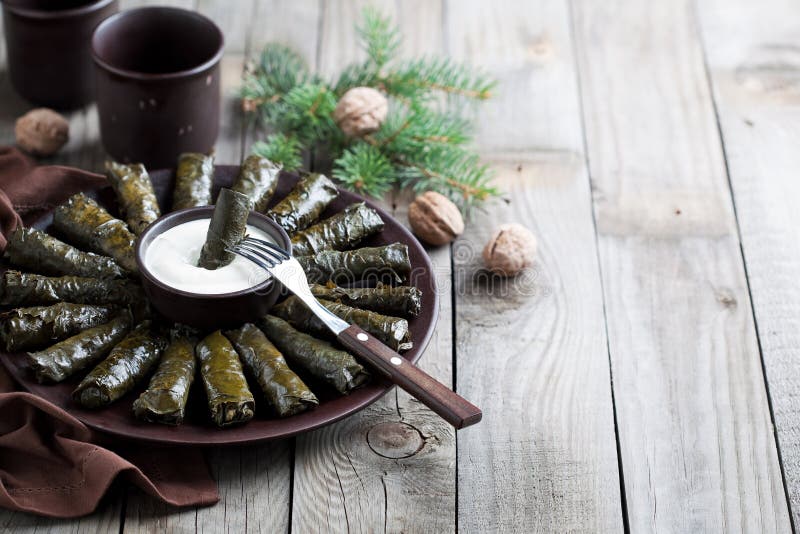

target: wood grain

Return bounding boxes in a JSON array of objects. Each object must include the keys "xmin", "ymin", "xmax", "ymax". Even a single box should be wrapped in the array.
[
  {"xmin": 0, "ymin": 6, "xmax": 122, "ymax": 533},
  {"xmin": 696, "ymin": 0, "xmax": 800, "ymax": 525},
  {"xmin": 242, "ymin": 0, "xmax": 321, "ymax": 158},
  {"xmin": 0, "ymin": 1, "xmax": 797, "ymax": 531},
  {"xmin": 0, "ymin": 502, "xmax": 123, "ymax": 534},
  {"xmin": 222, "ymin": 3, "xmax": 324, "ymax": 533},
  {"xmin": 446, "ymin": 0, "xmax": 624, "ymax": 531},
  {"xmin": 123, "ymin": 1, "xmax": 295, "ymax": 532},
  {"xmin": 200, "ymin": 0, "xmax": 253, "ymax": 165},
  {"xmin": 289, "ymin": 2, "xmax": 460, "ymax": 533},
  {"xmin": 571, "ymin": 0, "xmax": 791, "ymax": 531},
  {"xmin": 291, "ymin": 214, "xmax": 458, "ymax": 534}
]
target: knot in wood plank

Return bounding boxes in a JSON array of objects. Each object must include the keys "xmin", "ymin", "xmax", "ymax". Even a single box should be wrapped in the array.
[{"xmin": 367, "ymin": 422, "xmax": 425, "ymax": 459}]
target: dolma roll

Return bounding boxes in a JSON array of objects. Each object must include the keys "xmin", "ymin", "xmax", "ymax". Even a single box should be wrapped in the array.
[
  {"xmin": 5, "ymin": 227, "xmax": 125, "ymax": 279},
  {"xmin": 106, "ymin": 161, "xmax": 161, "ymax": 235},
  {"xmin": 290, "ymin": 202, "xmax": 384, "ymax": 256},
  {"xmin": 132, "ymin": 326, "xmax": 198, "ymax": 425},
  {"xmin": 259, "ymin": 315, "xmax": 369, "ymax": 395},
  {"xmin": 225, "ymin": 323, "xmax": 318, "ymax": 417},
  {"xmin": 266, "ymin": 173, "xmax": 338, "ymax": 233},
  {"xmin": 0, "ymin": 271, "xmax": 143, "ymax": 307},
  {"xmin": 196, "ymin": 330, "xmax": 255, "ymax": 427},
  {"xmin": 272, "ymin": 295, "xmax": 412, "ymax": 352},
  {"xmin": 197, "ymin": 188, "xmax": 250, "ymax": 270},
  {"xmin": 172, "ymin": 152, "xmax": 214, "ymax": 210},
  {"xmin": 53, "ymin": 193, "xmax": 138, "ymax": 273},
  {"xmin": 297, "ymin": 243, "xmax": 411, "ymax": 285},
  {"xmin": 27, "ymin": 312, "xmax": 132, "ymax": 383},
  {"xmin": 73, "ymin": 320, "xmax": 167, "ymax": 409},
  {"xmin": 1, "ymin": 303, "xmax": 115, "ymax": 352},
  {"xmin": 309, "ymin": 282, "xmax": 422, "ymax": 317},
  {"xmin": 231, "ymin": 154, "xmax": 281, "ymax": 212}
]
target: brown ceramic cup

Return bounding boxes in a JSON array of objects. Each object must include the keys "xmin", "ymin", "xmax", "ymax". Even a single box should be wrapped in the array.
[
  {"xmin": 136, "ymin": 207, "xmax": 291, "ymax": 331},
  {"xmin": 1, "ymin": 0, "xmax": 118, "ymax": 109},
  {"xmin": 91, "ymin": 7, "xmax": 224, "ymax": 169}
]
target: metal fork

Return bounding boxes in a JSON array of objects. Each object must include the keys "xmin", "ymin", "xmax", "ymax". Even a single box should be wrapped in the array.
[{"xmin": 230, "ymin": 236, "xmax": 482, "ymax": 429}]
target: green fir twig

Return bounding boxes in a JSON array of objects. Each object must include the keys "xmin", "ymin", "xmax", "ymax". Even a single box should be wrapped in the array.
[
  {"xmin": 251, "ymin": 133, "xmax": 303, "ymax": 172},
  {"xmin": 239, "ymin": 7, "xmax": 499, "ymax": 212}
]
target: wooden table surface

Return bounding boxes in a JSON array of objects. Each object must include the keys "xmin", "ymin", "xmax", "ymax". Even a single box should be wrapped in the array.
[{"xmin": 2, "ymin": 0, "xmax": 800, "ymax": 532}]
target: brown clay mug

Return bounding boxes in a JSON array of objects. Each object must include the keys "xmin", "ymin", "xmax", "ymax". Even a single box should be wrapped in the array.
[
  {"xmin": 1, "ymin": 0, "xmax": 118, "ymax": 109},
  {"xmin": 91, "ymin": 7, "xmax": 224, "ymax": 169}
]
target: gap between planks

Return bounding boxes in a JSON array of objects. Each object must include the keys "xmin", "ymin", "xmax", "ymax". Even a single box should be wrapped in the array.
[
  {"xmin": 695, "ymin": 0, "xmax": 800, "ymax": 527},
  {"xmin": 448, "ymin": 0, "xmax": 624, "ymax": 532}
]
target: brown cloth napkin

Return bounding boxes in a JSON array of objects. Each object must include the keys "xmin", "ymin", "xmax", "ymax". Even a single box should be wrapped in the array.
[
  {"xmin": 0, "ymin": 146, "xmax": 107, "ymax": 250},
  {"xmin": 0, "ymin": 147, "xmax": 219, "ymax": 518}
]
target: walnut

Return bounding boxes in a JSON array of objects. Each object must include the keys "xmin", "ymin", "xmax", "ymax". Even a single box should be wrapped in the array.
[
  {"xmin": 408, "ymin": 191, "xmax": 464, "ymax": 246},
  {"xmin": 333, "ymin": 87, "xmax": 388, "ymax": 138},
  {"xmin": 482, "ymin": 223, "xmax": 537, "ymax": 276},
  {"xmin": 15, "ymin": 108, "xmax": 69, "ymax": 157}
]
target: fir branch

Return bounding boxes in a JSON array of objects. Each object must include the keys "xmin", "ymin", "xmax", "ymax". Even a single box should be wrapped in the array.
[
  {"xmin": 381, "ymin": 57, "xmax": 495, "ymax": 100},
  {"xmin": 333, "ymin": 143, "xmax": 395, "ymax": 197},
  {"xmin": 273, "ymin": 83, "xmax": 337, "ymax": 145},
  {"xmin": 240, "ymin": 44, "xmax": 312, "ymax": 111},
  {"xmin": 358, "ymin": 7, "xmax": 400, "ymax": 68},
  {"xmin": 252, "ymin": 133, "xmax": 303, "ymax": 171},
  {"xmin": 392, "ymin": 145, "xmax": 498, "ymax": 209},
  {"xmin": 241, "ymin": 9, "xmax": 500, "ymax": 213},
  {"xmin": 333, "ymin": 61, "xmax": 380, "ymax": 96},
  {"xmin": 334, "ymin": 55, "xmax": 495, "ymax": 103},
  {"xmin": 333, "ymin": 8, "xmax": 397, "ymax": 95},
  {"xmin": 373, "ymin": 105, "xmax": 472, "ymax": 152}
]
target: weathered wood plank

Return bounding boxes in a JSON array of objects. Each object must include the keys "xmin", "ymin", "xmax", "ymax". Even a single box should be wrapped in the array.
[
  {"xmin": 194, "ymin": 0, "xmax": 253, "ymax": 165},
  {"xmin": 125, "ymin": 2, "xmax": 320, "ymax": 532},
  {"xmin": 123, "ymin": 2, "xmax": 294, "ymax": 532},
  {"xmin": 125, "ymin": 442, "xmax": 291, "ymax": 534},
  {"xmin": 248, "ymin": 0, "xmax": 320, "ymax": 54},
  {"xmin": 242, "ymin": 0, "xmax": 321, "ymax": 159},
  {"xmin": 571, "ymin": 0, "xmax": 791, "ymax": 531},
  {"xmin": 114, "ymin": 4, "xmax": 202, "ymax": 534},
  {"xmin": 198, "ymin": 0, "xmax": 252, "ymax": 165},
  {"xmin": 0, "ymin": 498, "xmax": 123, "ymax": 534},
  {"xmin": 696, "ymin": 0, "xmax": 800, "ymax": 525},
  {"xmin": 289, "ymin": 1, "xmax": 459, "ymax": 533},
  {"xmin": 455, "ymin": 158, "xmax": 624, "ymax": 534},
  {"xmin": 115, "ymin": 0, "xmax": 318, "ymax": 532},
  {"xmin": 0, "ymin": 8, "xmax": 122, "ymax": 534},
  {"xmin": 291, "ymin": 235, "xmax": 456, "ymax": 534},
  {"xmin": 446, "ymin": 2, "xmax": 623, "ymax": 531},
  {"xmin": 210, "ymin": 4, "xmax": 321, "ymax": 532}
]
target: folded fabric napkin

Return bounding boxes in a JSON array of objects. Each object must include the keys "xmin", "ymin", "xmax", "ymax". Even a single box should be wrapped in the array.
[{"xmin": 0, "ymin": 147, "xmax": 219, "ymax": 518}]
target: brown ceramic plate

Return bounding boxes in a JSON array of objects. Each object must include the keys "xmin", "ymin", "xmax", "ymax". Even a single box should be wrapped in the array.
[{"xmin": 0, "ymin": 166, "xmax": 438, "ymax": 446}]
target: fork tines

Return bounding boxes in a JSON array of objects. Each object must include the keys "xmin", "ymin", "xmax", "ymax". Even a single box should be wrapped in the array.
[{"xmin": 228, "ymin": 237, "xmax": 291, "ymax": 268}]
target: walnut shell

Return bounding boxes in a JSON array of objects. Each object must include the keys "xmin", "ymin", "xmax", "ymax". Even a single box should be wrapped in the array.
[
  {"xmin": 15, "ymin": 108, "xmax": 69, "ymax": 157},
  {"xmin": 333, "ymin": 87, "xmax": 388, "ymax": 138},
  {"xmin": 408, "ymin": 191, "xmax": 465, "ymax": 246},
  {"xmin": 482, "ymin": 223, "xmax": 537, "ymax": 276}
]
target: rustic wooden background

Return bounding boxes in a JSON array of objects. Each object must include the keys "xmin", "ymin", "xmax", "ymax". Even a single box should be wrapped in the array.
[{"xmin": 2, "ymin": 0, "xmax": 800, "ymax": 531}]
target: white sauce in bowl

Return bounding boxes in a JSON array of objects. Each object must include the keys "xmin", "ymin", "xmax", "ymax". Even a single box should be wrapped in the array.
[{"xmin": 144, "ymin": 218, "xmax": 273, "ymax": 294}]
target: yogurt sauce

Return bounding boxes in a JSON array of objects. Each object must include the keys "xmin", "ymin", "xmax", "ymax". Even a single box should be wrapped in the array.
[{"xmin": 145, "ymin": 218, "xmax": 273, "ymax": 294}]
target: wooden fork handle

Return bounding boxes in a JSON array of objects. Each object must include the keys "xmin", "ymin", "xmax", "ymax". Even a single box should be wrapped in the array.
[{"xmin": 337, "ymin": 325, "xmax": 482, "ymax": 429}]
